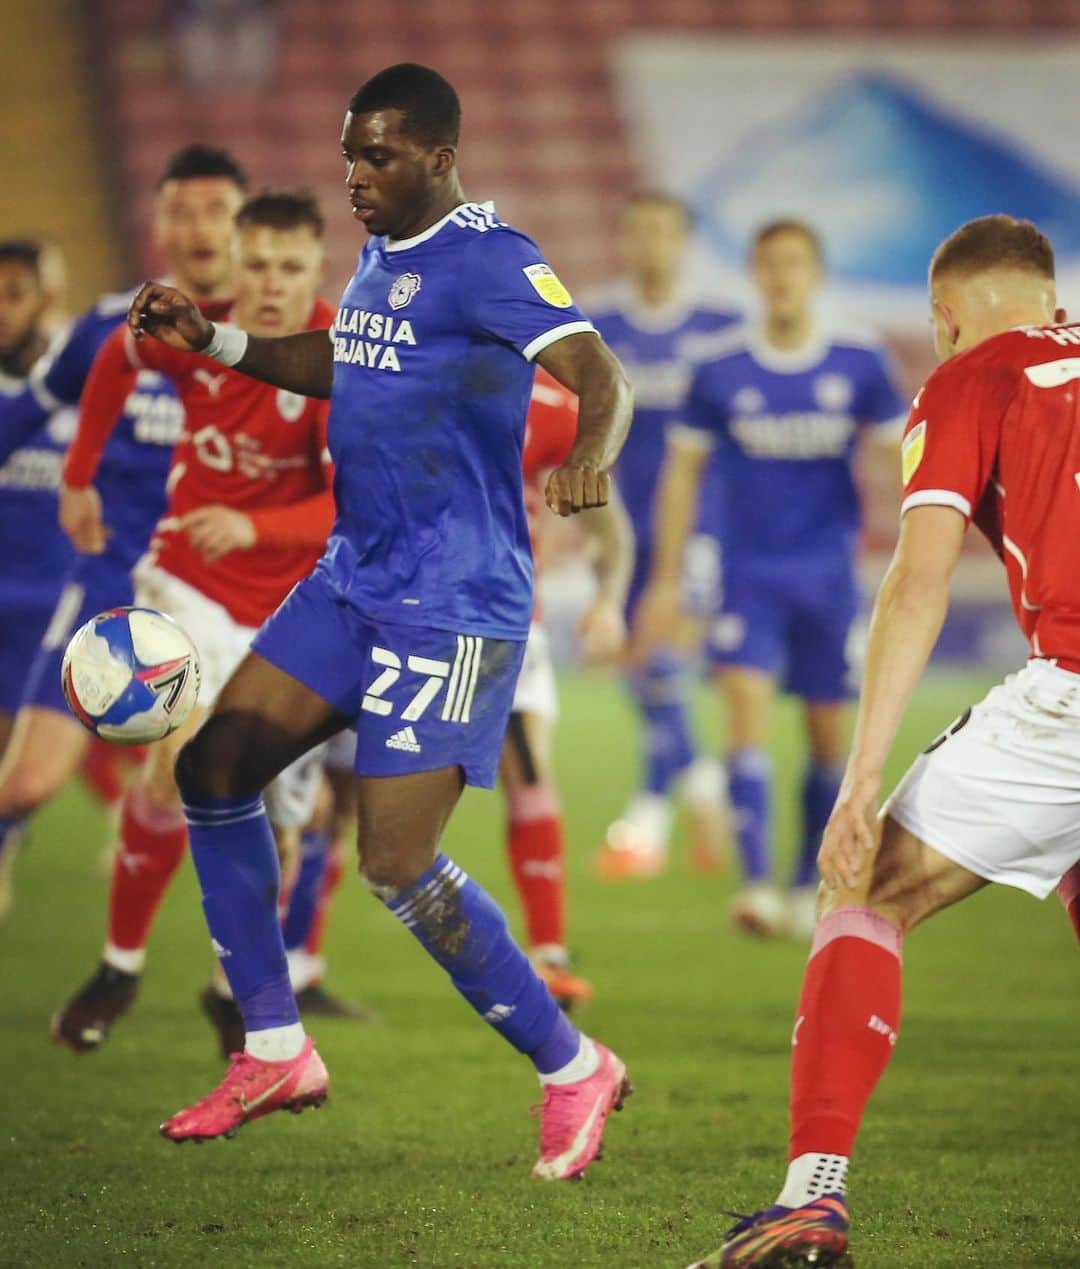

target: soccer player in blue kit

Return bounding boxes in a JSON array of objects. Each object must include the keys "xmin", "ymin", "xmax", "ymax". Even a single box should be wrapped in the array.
[
  {"xmin": 588, "ymin": 192, "xmax": 737, "ymax": 879},
  {"xmin": 123, "ymin": 65, "xmax": 635, "ymax": 1179},
  {"xmin": 637, "ymin": 220, "xmax": 906, "ymax": 937},
  {"xmin": 0, "ymin": 148, "xmax": 244, "ymax": 919},
  {"xmin": 0, "ymin": 241, "xmax": 75, "ymax": 759}
]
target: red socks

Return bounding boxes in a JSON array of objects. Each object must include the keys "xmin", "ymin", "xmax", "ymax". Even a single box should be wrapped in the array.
[
  {"xmin": 789, "ymin": 906, "xmax": 903, "ymax": 1159},
  {"xmin": 506, "ymin": 782, "xmax": 565, "ymax": 951},
  {"xmin": 105, "ymin": 784, "xmax": 188, "ymax": 965},
  {"xmin": 1057, "ymin": 863, "xmax": 1080, "ymax": 943}
]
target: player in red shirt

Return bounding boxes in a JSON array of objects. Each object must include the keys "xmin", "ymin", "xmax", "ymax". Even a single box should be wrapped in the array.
[
  {"xmin": 53, "ymin": 191, "xmax": 337, "ymax": 1054},
  {"xmin": 691, "ymin": 215, "xmax": 1080, "ymax": 1267},
  {"xmin": 501, "ymin": 367, "xmax": 632, "ymax": 1007}
]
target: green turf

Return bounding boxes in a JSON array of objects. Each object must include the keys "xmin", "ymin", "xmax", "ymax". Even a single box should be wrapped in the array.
[{"xmin": 1, "ymin": 670, "xmax": 1077, "ymax": 1268}]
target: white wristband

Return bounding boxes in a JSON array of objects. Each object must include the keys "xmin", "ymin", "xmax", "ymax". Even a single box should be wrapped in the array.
[{"xmin": 202, "ymin": 322, "xmax": 249, "ymax": 367}]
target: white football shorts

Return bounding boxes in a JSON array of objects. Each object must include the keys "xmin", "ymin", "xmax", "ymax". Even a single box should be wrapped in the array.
[
  {"xmin": 511, "ymin": 622, "xmax": 558, "ymax": 721},
  {"xmin": 133, "ymin": 559, "xmax": 323, "ymax": 830},
  {"xmin": 884, "ymin": 659, "xmax": 1080, "ymax": 899}
]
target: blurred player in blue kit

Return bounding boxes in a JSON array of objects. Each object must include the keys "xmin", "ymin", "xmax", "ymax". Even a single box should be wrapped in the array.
[
  {"xmin": 0, "ymin": 147, "xmax": 244, "ymax": 922},
  {"xmin": 637, "ymin": 220, "xmax": 906, "ymax": 936},
  {"xmin": 587, "ymin": 193, "xmax": 737, "ymax": 879},
  {"xmin": 122, "ymin": 64, "xmax": 636, "ymax": 1179},
  {"xmin": 0, "ymin": 240, "xmax": 76, "ymax": 760}
]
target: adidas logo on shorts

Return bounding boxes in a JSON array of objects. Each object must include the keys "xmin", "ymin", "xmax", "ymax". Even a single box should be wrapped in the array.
[{"xmin": 386, "ymin": 725, "xmax": 421, "ymax": 753}]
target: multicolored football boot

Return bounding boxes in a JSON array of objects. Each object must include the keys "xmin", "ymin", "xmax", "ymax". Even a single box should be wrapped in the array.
[{"xmin": 688, "ymin": 1194, "xmax": 851, "ymax": 1268}]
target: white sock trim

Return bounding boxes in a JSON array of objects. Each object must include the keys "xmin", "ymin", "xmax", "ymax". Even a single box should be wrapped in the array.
[
  {"xmin": 245, "ymin": 1022, "xmax": 306, "ymax": 1062},
  {"xmin": 539, "ymin": 1034, "xmax": 600, "ymax": 1086},
  {"xmin": 776, "ymin": 1152, "xmax": 849, "ymax": 1208},
  {"xmin": 103, "ymin": 942, "xmax": 146, "ymax": 975}
]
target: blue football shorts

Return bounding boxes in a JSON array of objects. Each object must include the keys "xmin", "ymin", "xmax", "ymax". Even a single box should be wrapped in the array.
[
  {"xmin": 707, "ymin": 553, "xmax": 858, "ymax": 702},
  {"xmin": 253, "ymin": 568, "xmax": 526, "ymax": 789}
]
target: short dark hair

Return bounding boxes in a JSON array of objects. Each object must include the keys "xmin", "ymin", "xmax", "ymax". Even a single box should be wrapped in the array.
[
  {"xmin": 0, "ymin": 239, "xmax": 43, "ymax": 279},
  {"xmin": 751, "ymin": 219, "xmax": 824, "ymax": 263},
  {"xmin": 348, "ymin": 63, "xmax": 460, "ymax": 148},
  {"xmin": 235, "ymin": 190, "xmax": 325, "ymax": 238},
  {"xmin": 157, "ymin": 145, "xmax": 248, "ymax": 191},
  {"xmin": 621, "ymin": 191, "xmax": 692, "ymax": 227},
  {"xmin": 930, "ymin": 214, "xmax": 1054, "ymax": 283}
]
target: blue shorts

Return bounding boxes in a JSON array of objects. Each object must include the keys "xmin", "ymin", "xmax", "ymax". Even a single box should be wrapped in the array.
[
  {"xmin": 707, "ymin": 554, "xmax": 858, "ymax": 702},
  {"xmin": 22, "ymin": 554, "xmax": 135, "ymax": 715},
  {"xmin": 0, "ymin": 598, "xmax": 58, "ymax": 715},
  {"xmin": 252, "ymin": 569, "xmax": 526, "ymax": 789}
]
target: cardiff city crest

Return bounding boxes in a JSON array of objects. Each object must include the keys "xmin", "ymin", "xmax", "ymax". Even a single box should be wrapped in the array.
[{"xmin": 388, "ymin": 272, "xmax": 421, "ymax": 309}]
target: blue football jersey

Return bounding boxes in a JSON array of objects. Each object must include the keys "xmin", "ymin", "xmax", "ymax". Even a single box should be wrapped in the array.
[
  {"xmin": 586, "ymin": 283, "xmax": 739, "ymax": 543},
  {"xmin": 678, "ymin": 324, "xmax": 906, "ymax": 560},
  {"xmin": 0, "ymin": 349, "xmax": 76, "ymax": 608},
  {"xmin": 323, "ymin": 202, "xmax": 595, "ymax": 641},
  {"xmin": 1, "ymin": 288, "xmax": 184, "ymax": 573}
]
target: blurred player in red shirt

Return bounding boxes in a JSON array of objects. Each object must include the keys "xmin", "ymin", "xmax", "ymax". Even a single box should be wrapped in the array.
[
  {"xmin": 53, "ymin": 192, "xmax": 337, "ymax": 1054},
  {"xmin": 502, "ymin": 367, "xmax": 632, "ymax": 1006},
  {"xmin": 691, "ymin": 217, "xmax": 1080, "ymax": 1267}
]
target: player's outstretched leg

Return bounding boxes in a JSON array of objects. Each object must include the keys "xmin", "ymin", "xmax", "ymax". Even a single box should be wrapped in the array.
[
  {"xmin": 689, "ymin": 820, "xmax": 985, "ymax": 1267},
  {"xmin": 360, "ymin": 766, "xmax": 630, "ymax": 1180},
  {"xmin": 159, "ymin": 653, "xmax": 341, "ymax": 1143}
]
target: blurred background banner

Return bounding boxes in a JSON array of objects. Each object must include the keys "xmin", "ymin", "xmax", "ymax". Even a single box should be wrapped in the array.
[{"xmin": 614, "ymin": 37, "xmax": 1080, "ymax": 331}]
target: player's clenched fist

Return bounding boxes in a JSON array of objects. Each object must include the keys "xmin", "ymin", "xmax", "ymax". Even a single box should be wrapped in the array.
[
  {"xmin": 128, "ymin": 281, "xmax": 213, "ymax": 352},
  {"xmin": 545, "ymin": 462, "xmax": 610, "ymax": 517}
]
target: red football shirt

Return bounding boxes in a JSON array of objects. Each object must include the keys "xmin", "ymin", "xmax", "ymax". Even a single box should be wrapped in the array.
[
  {"xmin": 67, "ymin": 301, "xmax": 336, "ymax": 627},
  {"xmin": 523, "ymin": 366, "xmax": 578, "ymax": 550},
  {"xmin": 901, "ymin": 322, "xmax": 1080, "ymax": 671}
]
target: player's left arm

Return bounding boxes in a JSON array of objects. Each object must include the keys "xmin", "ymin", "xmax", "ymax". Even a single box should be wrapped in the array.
[
  {"xmin": 575, "ymin": 479, "xmax": 634, "ymax": 662},
  {"xmin": 820, "ymin": 505, "xmax": 964, "ymax": 890},
  {"xmin": 538, "ymin": 333, "xmax": 633, "ymax": 517}
]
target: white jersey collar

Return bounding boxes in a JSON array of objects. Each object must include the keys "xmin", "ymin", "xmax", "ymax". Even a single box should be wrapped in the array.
[
  {"xmin": 385, "ymin": 201, "xmax": 482, "ymax": 253},
  {"xmin": 747, "ymin": 323, "xmax": 829, "ymax": 374},
  {"xmin": 615, "ymin": 279, "xmax": 697, "ymax": 334}
]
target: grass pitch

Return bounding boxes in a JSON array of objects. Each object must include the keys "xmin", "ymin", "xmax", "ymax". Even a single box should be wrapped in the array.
[{"xmin": 1, "ymin": 669, "xmax": 1077, "ymax": 1267}]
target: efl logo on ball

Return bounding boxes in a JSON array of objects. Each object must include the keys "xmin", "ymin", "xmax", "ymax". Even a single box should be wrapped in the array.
[{"xmin": 61, "ymin": 607, "xmax": 201, "ymax": 745}]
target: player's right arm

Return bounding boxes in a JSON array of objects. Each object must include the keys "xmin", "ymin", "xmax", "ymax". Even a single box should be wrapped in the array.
[
  {"xmin": 819, "ymin": 353, "xmax": 1008, "ymax": 890},
  {"xmin": 128, "ymin": 282, "xmax": 334, "ymax": 399}
]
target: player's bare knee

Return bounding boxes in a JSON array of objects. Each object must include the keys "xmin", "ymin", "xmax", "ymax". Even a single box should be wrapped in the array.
[
  {"xmin": 175, "ymin": 720, "xmax": 251, "ymax": 803},
  {"xmin": 358, "ymin": 832, "xmax": 437, "ymax": 895}
]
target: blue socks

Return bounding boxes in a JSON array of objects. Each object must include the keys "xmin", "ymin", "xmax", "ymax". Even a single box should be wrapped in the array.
[
  {"xmin": 282, "ymin": 827, "xmax": 331, "ymax": 951},
  {"xmin": 184, "ymin": 793, "xmax": 299, "ymax": 1034},
  {"xmin": 794, "ymin": 761, "xmax": 844, "ymax": 887},
  {"xmin": 0, "ymin": 815, "xmax": 21, "ymax": 866},
  {"xmin": 627, "ymin": 652, "xmax": 696, "ymax": 796},
  {"xmin": 728, "ymin": 748, "xmax": 772, "ymax": 882},
  {"xmin": 384, "ymin": 854, "xmax": 580, "ymax": 1074}
]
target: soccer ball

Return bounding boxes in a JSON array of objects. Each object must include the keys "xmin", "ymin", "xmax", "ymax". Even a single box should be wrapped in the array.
[{"xmin": 61, "ymin": 607, "xmax": 201, "ymax": 744}]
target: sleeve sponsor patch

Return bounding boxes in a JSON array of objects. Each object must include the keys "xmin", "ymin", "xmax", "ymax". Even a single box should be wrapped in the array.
[
  {"xmin": 901, "ymin": 419, "xmax": 926, "ymax": 484},
  {"xmin": 523, "ymin": 263, "xmax": 573, "ymax": 309}
]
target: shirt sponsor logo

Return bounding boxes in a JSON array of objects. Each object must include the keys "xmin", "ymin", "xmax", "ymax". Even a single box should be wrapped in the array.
[
  {"xmin": 730, "ymin": 411, "xmax": 855, "ymax": 459},
  {"xmin": 332, "ymin": 307, "xmax": 418, "ymax": 374},
  {"xmin": 522, "ymin": 263, "xmax": 573, "ymax": 309},
  {"xmin": 902, "ymin": 419, "xmax": 926, "ymax": 484},
  {"xmin": 388, "ymin": 272, "xmax": 422, "ymax": 309}
]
